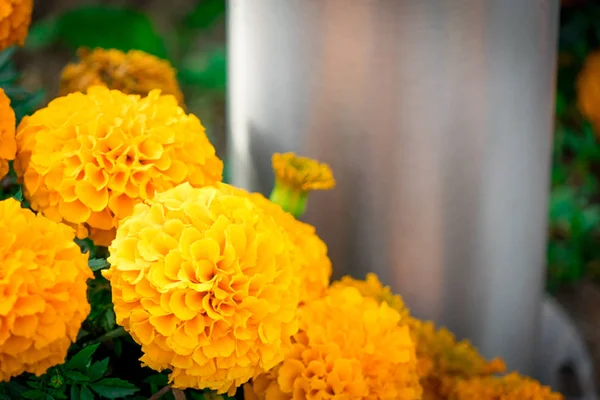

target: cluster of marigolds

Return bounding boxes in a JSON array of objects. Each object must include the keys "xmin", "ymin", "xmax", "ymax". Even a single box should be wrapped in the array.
[{"xmin": 0, "ymin": 1, "xmax": 567, "ymax": 399}]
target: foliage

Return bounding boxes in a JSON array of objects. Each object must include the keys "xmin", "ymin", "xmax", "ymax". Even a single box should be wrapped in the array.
[{"xmin": 548, "ymin": 1, "xmax": 600, "ymax": 291}]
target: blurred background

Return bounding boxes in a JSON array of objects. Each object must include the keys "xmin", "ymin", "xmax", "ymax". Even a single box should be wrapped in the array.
[{"xmin": 13, "ymin": 0, "xmax": 600, "ymax": 395}]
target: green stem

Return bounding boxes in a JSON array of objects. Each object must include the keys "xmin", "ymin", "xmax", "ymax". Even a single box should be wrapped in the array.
[{"xmin": 269, "ymin": 181, "xmax": 308, "ymax": 218}]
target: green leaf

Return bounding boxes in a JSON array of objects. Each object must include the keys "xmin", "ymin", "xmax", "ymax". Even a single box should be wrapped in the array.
[
  {"xmin": 69, "ymin": 386, "xmax": 80, "ymax": 400},
  {"xmin": 12, "ymin": 187, "xmax": 23, "ymax": 202},
  {"xmin": 186, "ymin": 0, "xmax": 225, "ymax": 30},
  {"xmin": 21, "ymin": 390, "xmax": 46, "ymax": 399},
  {"xmin": 89, "ymin": 378, "xmax": 138, "ymax": 399},
  {"xmin": 64, "ymin": 370, "xmax": 90, "ymax": 384},
  {"xmin": 0, "ymin": 47, "xmax": 16, "ymax": 69},
  {"xmin": 65, "ymin": 344, "xmax": 100, "ymax": 371},
  {"xmin": 87, "ymin": 358, "xmax": 109, "ymax": 382},
  {"xmin": 24, "ymin": 17, "xmax": 59, "ymax": 50},
  {"xmin": 79, "ymin": 386, "xmax": 94, "ymax": 400},
  {"xmin": 30, "ymin": 6, "xmax": 167, "ymax": 58},
  {"xmin": 88, "ymin": 259, "xmax": 110, "ymax": 272}
]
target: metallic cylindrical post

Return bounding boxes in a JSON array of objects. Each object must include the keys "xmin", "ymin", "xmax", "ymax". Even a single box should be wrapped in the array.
[{"xmin": 227, "ymin": 0, "xmax": 559, "ymax": 375}]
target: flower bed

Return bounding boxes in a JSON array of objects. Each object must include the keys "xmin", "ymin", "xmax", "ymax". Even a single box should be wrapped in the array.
[{"xmin": 0, "ymin": 2, "xmax": 569, "ymax": 400}]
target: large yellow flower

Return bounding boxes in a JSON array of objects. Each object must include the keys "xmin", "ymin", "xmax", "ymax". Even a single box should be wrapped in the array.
[
  {"xmin": 104, "ymin": 183, "xmax": 301, "ymax": 395},
  {"xmin": 0, "ymin": 0, "xmax": 33, "ymax": 52},
  {"xmin": 0, "ymin": 198, "xmax": 91, "ymax": 381},
  {"xmin": 0, "ymin": 88, "xmax": 16, "ymax": 179},
  {"xmin": 332, "ymin": 274, "xmax": 505, "ymax": 400},
  {"xmin": 449, "ymin": 372, "xmax": 564, "ymax": 400},
  {"xmin": 14, "ymin": 86, "xmax": 222, "ymax": 247},
  {"xmin": 244, "ymin": 286, "xmax": 422, "ymax": 400},
  {"xmin": 220, "ymin": 183, "xmax": 332, "ymax": 303},
  {"xmin": 577, "ymin": 51, "xmax": 600, "ymax": 132},
  {"xmin": 59, "ymin": 48, "xmax": 184, "ymax": 106}
]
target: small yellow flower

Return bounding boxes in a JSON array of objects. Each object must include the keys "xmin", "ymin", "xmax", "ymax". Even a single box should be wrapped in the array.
[
  {"xmin": 244, "ymin": 286, "xmax": 422, "ymax": 400},
  {"xmin": 219, "ymin": 183, "xmax": 332, "ymax": 303},
  {"xmin": 269, "ymin": 152, "xmax": 335, "ymax": 218},
  {"xmin": 578, "ymin": 51, "xmax": 600, "ymax": 132},
  {"xmin": 0, "ymin": 198, "xmax": 92, "ymax": 381},
  {"xmin": 104, "ymin": 182, "xmax": 301, "ymax": 395},
  {"xmin": 14, "ymin": 86, "xmax": 222, "ymax": 246},
  {"xmin": 0, "ymin": 0, "xmax": 33, "ymax": 52},
  {"xmin": 272, "ymin": 152, "xmax": 335, "ymax": 191},
  {"xmin": 0, "ymin": 88, "xmax": 16, "ymax": 179},
  {"xmin": 449, "ymin": 372, "xmax": 564, "ymax": 400},
  {"xmin": 59, "ymin": 48, "xmax": 185, "ymax": 106}
]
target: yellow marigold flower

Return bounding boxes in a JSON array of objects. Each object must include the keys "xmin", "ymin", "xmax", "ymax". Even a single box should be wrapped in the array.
[
  {"xmin": 104, "ymin": 182, "xmax": 301, "ymax": 395},
  {"xmin": 59, "ymin": 48, "xmax": 184, "ymax": 106},
  {"xmin": 219, "ymin": 183, "xmax": 331, "ymax": 303},
  {"xmin": 332, "ymin": 274, "xmax": 505, "ymax": 400},
  {"xmin": 0, "ymin": 0, "xmax": 33, "ymax": 52},
  {"xmin": 332, "ymin": 273, "xmax": 409, "ymax": 320},
  {"xmin": 0, "ymin": 88, "xmax": 16, "ymax": 179},
  {"xmin": 244, "ymin": 286, "xmax": 422, "ymax": 400},
  {"xmin": 14, "ymin": 86, "xmax": 222, "ymax": 247},
  {"xmin": 577, "ymin": 51, "xmax": 600, "ymax": 132},
  {"xmin": 449, "ymin": 372, "xmax": 564, "ymax": 400},
  {"xmin": 0, "ymin": 198, "xmax": 91, "ymax": 381},
  {"xmin": 269, "ymin": 152, "xmax": 335, "ymax": 218}
]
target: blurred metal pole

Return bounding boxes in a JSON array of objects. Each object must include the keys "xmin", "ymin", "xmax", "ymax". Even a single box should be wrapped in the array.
[{"xmin": 227, "ymin": 0, "xmax": 559, "ymax": 375}]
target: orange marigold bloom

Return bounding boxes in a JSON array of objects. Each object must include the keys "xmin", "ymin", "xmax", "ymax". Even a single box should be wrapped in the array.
[
  {"xmin": 104, "ymin": 183, "xmax": 301, "ymax": 395},
  {"xmin": 408, "ymin": 319, "xmax": 506, "ymax": 400},
  {"xmin": 0, "ymin": 0, "xmax": 33, "ymax": 52},
  {"xmin": 577, "ymin": 51, "xmax": 600, "ymax": 132},
  {"xmin": 449, "ymin": 372, "xmax": 564, "ymax": 400},
  {"xmin": 0, "ymin": 88, "xmax": 16, "ymax": 179},
  {"xmin": 14, "ymin": 86, "xmax": 222, "ymax": 247},
  {"xmin": 333, "ymin": 274, "xmax": 505, "ymax": 400},
  {"xmin": 244, "ymin": 286, "xmax": 422, "ymax": 400},
  {"xmin": 0, "ymin": 198, "xmax": 91, "ymax": 381},
  {"xmin": 220, "ymin": 183, "xmax": 332, "ymax": 303},
  {"xmin": 59, "ymin": 48, "xmax": 184, "ymax": 105}
]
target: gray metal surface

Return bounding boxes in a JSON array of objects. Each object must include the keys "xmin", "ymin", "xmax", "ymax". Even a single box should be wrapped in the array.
[{"xmin": 227, "ymin": 0, "xmax": 559, "ymax": 375}]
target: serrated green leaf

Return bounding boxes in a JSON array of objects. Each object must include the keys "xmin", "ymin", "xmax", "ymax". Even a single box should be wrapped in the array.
[
  {"xmin": 87, "ymin": 358, "xmax": 109, "ymax": 382},
  {"xmin": 88, "ymin": 259, "xmax": 109, "ymax": 272},
  {"xmin": 64, "ymin": 370, "xmax": 90, "ymax": 383},
  {"xmin": 47, "ymin": 6, "xmax": 167, "ymax": 58},
  {"xmin": 65, "ymin": 344, "xmax": 100, "ymax": 371},
  {"xmin": 46, "ymin": 389, "xmax": 67, "ymax": 400},
  {"xmin": 89, "ymin": 378, "xmax": 138, "ymax": 399},
  {"xmin": 21, "ymin": 390, "xmax": 46, "ymax": 399},
  {"xmin": 79, "ymin": 386, "xmax": 94, "ymax": 400}
]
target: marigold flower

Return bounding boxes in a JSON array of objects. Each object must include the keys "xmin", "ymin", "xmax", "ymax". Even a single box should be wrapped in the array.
[
  {"xmin": 219, "ymin": 183, "xmax": 331, "ymax": 303},
  {"xmin": 577, "ymin": 51, "xmax": 600, "ymax": 132},
  {"xmin": 0, "ymin": 198, "xmax": 91, "ymax": 381},
  {"xmin": 270, "ymin": 152, "xmax": 335, "ymax": 218},
  {"xmin": 333, "ymin": 274, "xmax": 505, "ymax": 400},
  {"xmin": 449, "ymin": 372, "xmax": 564, "ymax": 400},
  {"xmin": 244, "ymin": 286, "xmax": 422, "ymax": 400},
  {"xmin": 408, "ymin": 319, "xmax": 506, "ymax": 400},
  {"xmin": 332, "ymin": 273, "xmax": 409, "ymax": 320},
  {"xmin": 104, "ymin": 183, "xmax": 301, "ymax": 395},
  {"xmin": 14, "ymin": 86, "xmax": 222, "ymax": 246},
  {"xmin": 0, "ymin": 0, "xmax": 33, "ymax": 52},
  {"xmin": 0, "ymin": 88, "xmax": 16, "ymax": 179},
  {"xmin": 59, "ymin": 48, "xmax": 184, "ymax": 105}
]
